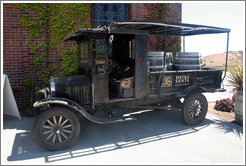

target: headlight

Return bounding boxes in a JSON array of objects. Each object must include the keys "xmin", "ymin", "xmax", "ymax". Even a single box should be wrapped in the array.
[
  {"xmin": 44, "ymin": 88, "xmax": 49, "ymax": 98},
  {"xmin": 35, "ymin": 88, "xmax": 49, "ymax": 99},
  {"xmin": 50, "ymin": 82, "xmax": 56, "ymax": 97}
]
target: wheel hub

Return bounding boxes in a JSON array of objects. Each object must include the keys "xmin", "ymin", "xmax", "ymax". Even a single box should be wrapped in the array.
[
  {"xmin": 192, "ymin": 106, "xmax": 200, "ymax": 115},
  {"xmin": 189, "ymin": 100, "xmax": 202, "ymax": 118},
  {"xmin": 42, "ymin": 115, "xmax": 74, "ymax": 143},
  {"xmin": 53, "ymin": 125, "xmax": 62, "ymax": 134}
]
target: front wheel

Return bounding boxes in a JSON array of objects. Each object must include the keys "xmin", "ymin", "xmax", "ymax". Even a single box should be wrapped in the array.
[
  {"xmin": 181, "ymin": 93, "xmax": 208, "ymax": 125},
  {"xmin": 33, "ymin": 107, "xmax": 81, "ymax": 151}
]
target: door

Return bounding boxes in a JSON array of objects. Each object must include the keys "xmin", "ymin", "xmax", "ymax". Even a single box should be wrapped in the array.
[{"xmin": 92, "ymin": 38, "xmax": 109, "ymax": 104}]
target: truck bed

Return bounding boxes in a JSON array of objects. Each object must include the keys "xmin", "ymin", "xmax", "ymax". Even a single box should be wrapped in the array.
[{"xmin": 149, "ymin": 68, "xmax": 224, "ymax": 95}]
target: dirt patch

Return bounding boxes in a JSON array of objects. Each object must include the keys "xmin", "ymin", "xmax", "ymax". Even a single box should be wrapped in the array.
[
  {"xmin": 202, "ymin": 51, "xmax": 243, "ymax": 69},
  {"xmin": 208, "ymin": 102, "xmax": 235, "ymax": 122}
]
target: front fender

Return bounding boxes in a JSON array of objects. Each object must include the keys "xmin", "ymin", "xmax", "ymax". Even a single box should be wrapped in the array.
[
  {"xmin": 33, "ymin": 97, "xmax": 119, "ymax": 124},
  {"xmin": 33, "ymin": 98, "xmax": 70, "ymax": 108},
  {"xmin": 33, "ymin": 97, "xmax": 87, "ymax": 118}
]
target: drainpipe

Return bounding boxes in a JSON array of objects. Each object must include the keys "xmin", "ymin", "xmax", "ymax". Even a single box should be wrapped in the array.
[
  {"xmin": 30, "ymin": 70, "xmax": 36, "ymax": 107},
  {"xmin": 45, "ymin": 4, "xmax": 49, "ymax": 69}
]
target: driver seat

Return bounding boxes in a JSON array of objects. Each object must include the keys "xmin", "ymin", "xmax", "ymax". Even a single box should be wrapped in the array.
[{"xmin": 109, "ymin": 67, "xmax": 135, "ymax": 98}]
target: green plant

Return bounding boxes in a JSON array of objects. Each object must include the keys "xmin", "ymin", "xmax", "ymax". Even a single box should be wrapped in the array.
[
  {"xmin": 144, "ymin": 3, "xmax": 181, "ymax": 58},
  {"xmin": 24, "ymin": 76, "xmax": 41, "ymax": 117},
  {"xmin": 24, "ymin": 106, "xmax": 34, "ymax": 117},
  {"xmin": 214, "ymin": 98, "xmax": 234, "ymax": 112},
  {"xmin": 19, "ymin": 3, "xmax": 91, "ymax": 109},
  {"xmin": 227, "ymin": 60, "xmax": 243, "ymax": 92},
  {"xmin": 19, "ymin": 3, "xmax": 91, "ymax": 82},
  {"xmin": 59, "ymin": 45, "xmax": 79, "ymax": 77}
]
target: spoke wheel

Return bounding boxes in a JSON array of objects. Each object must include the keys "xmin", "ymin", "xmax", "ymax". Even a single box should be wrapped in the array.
[
  {"xmin": 33, "ymin": 107, "xmax": 80, "ymax": 151},
  {"xmin": 43, "ymin": 115, "xmax": 72, "ymax": 143},
  {"xmin": 189, "ymin": 100, "xmax": 202, "ymax": 119},
  {"xmin": 181, "ymin": 93, "xmax": 208, "ymax": 125}
]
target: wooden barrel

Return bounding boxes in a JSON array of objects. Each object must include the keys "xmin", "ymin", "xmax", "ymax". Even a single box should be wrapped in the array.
[
  {"xmin": 165, "ymin": 52, "xmax": 174, "ymax": 71},
  {"xmin": 234, "ymin": 91, "xmax": 243, "ymax": 126},
  {"xmin": 148, "ymin": 52, "xmax": 164, "ymax": 72},
  {"xmin": 174, "ymin": 52, "xmax": 202, "ymax": 70},
  {"xmin": 148, "ymin": 52, "xmax": 175, "ymax": 72}
]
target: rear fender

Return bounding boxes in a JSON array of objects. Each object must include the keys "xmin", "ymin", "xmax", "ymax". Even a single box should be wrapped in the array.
[{"xmin": 181, "ymin": 85, "xmax": 208, "ymax": 97}]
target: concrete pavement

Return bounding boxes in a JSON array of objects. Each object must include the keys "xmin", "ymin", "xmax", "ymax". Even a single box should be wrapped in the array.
[{"xmin": 2, "ymin": 106, "xmax": 244, "ymax": 164}]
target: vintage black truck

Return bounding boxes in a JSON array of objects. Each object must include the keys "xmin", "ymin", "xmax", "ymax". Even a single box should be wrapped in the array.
[{"xmin": 32, "ymin": 21, "xmax": 231, "ymax": 151}]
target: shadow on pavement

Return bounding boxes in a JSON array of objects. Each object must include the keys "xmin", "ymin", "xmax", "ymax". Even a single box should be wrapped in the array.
[
  {"xmin": 211, "ymin": 119, "xmax": 243, "ymax": 139},
  {"xmin": 4, "ymin": 109, "xmax": 242, "ymax": 163}
]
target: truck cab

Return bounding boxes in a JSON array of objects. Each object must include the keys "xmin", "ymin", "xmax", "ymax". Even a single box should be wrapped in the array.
[{"xmin": 60, "ymin": 29, "xmax": 150, "ymax": 104}]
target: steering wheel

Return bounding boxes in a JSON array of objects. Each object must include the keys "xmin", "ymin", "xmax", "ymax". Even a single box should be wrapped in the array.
[{"xmin": 108, "ymin": 60, "xmax": 122, "ymax": 74}]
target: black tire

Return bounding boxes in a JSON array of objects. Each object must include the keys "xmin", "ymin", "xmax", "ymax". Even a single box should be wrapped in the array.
[
  {"xmin": 33, "ymin": 107, "xmax": 81, "ymax": 151},
  {"xmin": 34, "ymin": 107, "xmax": 42, "ymax": 118},
  {"xmin": 181, "ymin": 93, "xmax": 208, "ymax": 125}
]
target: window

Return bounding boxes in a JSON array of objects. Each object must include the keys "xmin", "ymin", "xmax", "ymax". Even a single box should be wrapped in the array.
[
  {"xmin": 78, "ymin": 39, "xmax": 92, "ymax": 69},
  {"xmin": 79, "ymin": 40, "xmax": 92, "ymax": 59},
  {"xmin": 93, "ymin": 3, "xmax": 127, "ymax": 28},
  {"xmin": 95, "ymin": 39, "xmax": 105, "ymax": 59}
]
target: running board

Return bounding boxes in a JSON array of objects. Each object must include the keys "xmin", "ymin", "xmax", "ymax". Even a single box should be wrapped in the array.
[
  {"xmin": 108, "ymin": 115, "xmax": 137, "ymax": 123},
  {"xmin": 123, "ymin": 105, "xmax": 180, "ymax": 110},
  {"xmin": 82, "ymin": 114, "xmax": 137, "ymax": 124}
]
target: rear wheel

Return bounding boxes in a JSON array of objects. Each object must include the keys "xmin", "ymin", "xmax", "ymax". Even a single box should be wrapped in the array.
[
  {"xmin": 181, "ymin": 93, "xmax": 208, "ymax": 125},
  {"xmin": 33, "ymin": 107, "xmax": 81, "ymax": 151}
]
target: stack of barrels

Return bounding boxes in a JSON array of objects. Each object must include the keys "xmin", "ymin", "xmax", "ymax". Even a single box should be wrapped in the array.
[
  {"xmin": 148, "ymin": 51, "xmax": 174, "ymax": 72},
  {"xmin": 148, "ymin": 51, "xmax": 202, "ymax": 72}
]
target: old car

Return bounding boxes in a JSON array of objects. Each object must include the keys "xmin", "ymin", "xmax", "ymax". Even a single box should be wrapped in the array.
[{"xmin": 32, "ymin": 21, "xmax": 231, "ymax": 151}]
